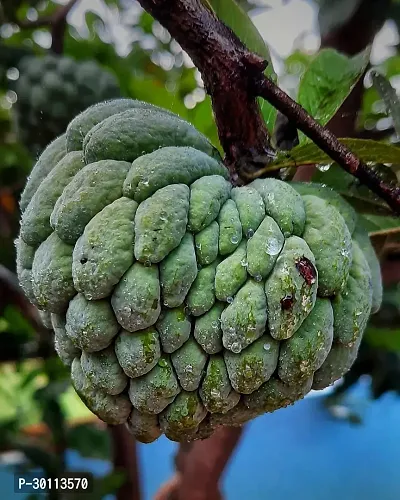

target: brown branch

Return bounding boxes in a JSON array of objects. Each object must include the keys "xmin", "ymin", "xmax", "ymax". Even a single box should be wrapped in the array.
[
  {"xmin": 51, "ymin": 0, "xmax": 80, "ymax": 54},
  {"xmin": 16, "ymin": 0, "xmax": 79, "ymax": 54},
  {"xmin": 155, "ymin": 427, "xmax": 244, "ymax": 500},
  {"xmin": 108, "ymin": 424, "xmax": 141, "ymax": 500},
  {"xmin": 256, "ymin": 78, "xmax": 400, "ymax": 213},
  {"xmin": 137, "ymin": 0, "xmax": 274, "ymax": 179},
  {"xmin": 138, "ymin": 0, "xmax": 400, "ymax": 214}
]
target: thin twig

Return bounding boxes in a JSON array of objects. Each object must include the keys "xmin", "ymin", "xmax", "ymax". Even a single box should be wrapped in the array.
[
  {"xmin": 256, "ymin": 77, "xmax": 400, "ymax": 213},
  {"xmin": 16, "ymin": 0, "xmax": 79, "ymax": 54},
  {"xmin": 51, "ymin": 0, "xmax": 80, "ymax": 54},
  {"xmin": 137, "ymin": 0, "xmax": 400, "ymax": 214}
]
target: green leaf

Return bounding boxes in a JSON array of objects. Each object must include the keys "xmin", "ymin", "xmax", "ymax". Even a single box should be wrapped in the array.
[
  {"xmin": 359, "ymin": 213, "xmax": 400, "ymax": 236},
  {"xmin": 202, "ymin": 0, "xmax": 272, "ymax": 65},
  {"xmin": 271, "ymin": 138, "xmax": 400, "ymax": 169},
  {"xmin": 311, "ymin": 161, "xmax": 399, "ymax": 216},
  {"xmin": 297, "ymin": 48, "xmax": 370, "ymax": 143},
  {"xmin": 202, "ymin": 0, "xmax": 277, "ymax": 131},
  {"xmin": 371, "ymin": 71, "xmax": 400, "ymax": 137},
  {"xmin": 264, "ymin": 138, "xmax": 400, "ymax": 217}
]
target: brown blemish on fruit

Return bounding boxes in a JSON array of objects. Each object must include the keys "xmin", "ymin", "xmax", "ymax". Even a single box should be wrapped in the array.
[
  {"xmin": 280, "ymin": 294, "xmax": 294, "ymax": 310},
  {"xmin": 296, "ymin": 257, "xmax": 317, "ymax": 286}
]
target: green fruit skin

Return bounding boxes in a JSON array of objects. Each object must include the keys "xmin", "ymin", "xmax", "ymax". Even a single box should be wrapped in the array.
[
  {"xmin": 72, "ymin": 197, "xmax": 138, "ymax": 300},
  {"xmin": 20, "ymin": 134, "xmax": 67, "ymax": 212},
  {"xmin": 312, "ymin": 337, "xmax": 362, "ymax": 390},
  {"xmin": 210, "ymin": 400, "xmax": 259, "ymax": 428},
  {"xmin": 134, "ymin": 184, "xmax": 189, "ymax": 264},
  {"xmin": 15, "ymin": 237, "xmax": 36, "ymax": 270},
  {"xmin": 218, "ymin": 199, "xmax": 242, "ymax": 255},
  {"xmin": 83, "ymin": 108, "xmax": 219, "ymax": 165},
  {"xmin": 194, "ymin": 302, "xmax": 225, "ymax": 354},
  {"xmin": 31, "ymin": 232, "xmax": 75, "ymax": 313},
  {"xmin": 199, "ymin": 355, "xmax": 240, "ymax": 413},
  {"xmin": 223, "ymin": 335, "xmax": 279, "ymax": 394},
  {"xmin": 159, "ymin": 233, "xmax": 197, "ymax": 308},
  {"xmin": 159, "ymin": 390, "xmax": 207, "ymax": 442},
  {"xmin": 71, "ymin": 357, "xmax": 131, "ymax": 425},
  {"xmin": 215, "ymin": 241, "xmax": 247, "ymax": 301},
  {"xmin": 221, "ymin": 279, "xmax": 268, "ymax": 353},
  {"xmin": 195, "ymin": 221, "xmax": 220, "ymax": 266},
  {"xmin": 65, "ymin": 293, "xmax": 119, "ymax": 352},
  {"xmin": 50, "ymin": 160, "xmax": 131, "ymax": 245},
  {"xmin": 246, "ymin": 215, "xmax": 284, "ymax": 280},
  {"xmin": 278, "ymin": 298, "xmax": 334, "ymax": 385},
  {"xmin": 128, "ymin": 356, "xmax": 180, "ymax": 414},
  {"xmin": 265, "ymin": 236, "xmax": 318, "ymax": 341},
  {"xmin": 332, "ymin": 241, "xmax": 372, "ymax": 346},
  {"xmin": 352, "ymin": 223, "xmax": 382, "ymax": 314},
  {"xmin": 126, "ymin": 409, "xmax": 162, "ymax": 444},
  {"xmin": 111, "ymin": 262, "xmax": 161, "ymax": 333},
  {"xmin": 20, "ymin": 151, "xmax": 84, "ymax": 246},
  {"xmin": 171, "ymin": 338, "xmax": 208, "ymax": 391},
  {"xmin": 156, "ymin": 306, "xmax": 191, "ymax": 354},
  {"xmin": 186, "ymin": 261, "xmax": 218, "ymax": 316},
  {"xmin": 250, "ymin": 178, "xmax": 306, "ymax": 237},
  {"xmin": 124, "ymin": 146, "xmax": 227, "ymax": 203},
  {"xmin": 230, "ymin": 186, "xmax": 265, "ymax": 237},
  {"xmin": 66, "ymin": 99, "xmax": 170, "ymax": 152},
  {"xmin": 188, "ymin": 176, "xmax": 232, "ymax": 233},
  {"xmin": 81, "ymin": 345, "xmax": 128, "ymax": 395},
  {"xmin": 301, "ymin": 195, "xmax": 352, "ymax": 297},
  {"xmin": 290, "ymin": 182, "xmax": 357, "ymax": 235},
  {"xmin": 51, "ymin": 313, "xmax": 80, "ymax": 366},
  {"xmin": 243, "ymin": 376, "xmax": 313, "ymax": 413},
  {"xmin": 114, "ymin": 328, "xmax": 161, "ymax": 378}
]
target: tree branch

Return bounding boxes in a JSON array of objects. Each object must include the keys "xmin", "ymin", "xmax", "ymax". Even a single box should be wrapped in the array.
[
  {"xmin": 108, "ymin": 424, "xmax": 141, "ymax": 500},
  {"xmin": 137, "ymin": 0, "xmax": 400, "ymax": 214},
  {"xmin": 256, "ymin": 78, "xmax": 400, "ymax": 213},
  {"xmin": 137, "ymin": 0, "xmax": 274, "ymax": 179},
  {"xmin": 51, "ymin": 0, "xmax": 80, "ymax": 54},
  {"xmin": 16, "ymin": 0, "xmax": 79, "ymax": 54}
]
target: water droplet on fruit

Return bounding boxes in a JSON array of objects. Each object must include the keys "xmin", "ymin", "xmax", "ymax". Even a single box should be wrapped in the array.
[
  {"xmin": 240, "ymin": 258, "xmax": 248, "ymax": 267},
  {"xmin": 244, "ymin": 364, "xmax": 252, "ymax": 378},
  {"xmin": 158, "ymin": 358, "xmax": 168, "ymax": 368},
  {"xmin": 263, "ymin": 343, "xmax": 271, "ymax": 351},
  {"xmin": 227, "ymin": 296, "xmax": 234, "ymax": 304},
  {"xmin": 210, "ymin": 388, "xmax": 221, "ymax": 398},
  {"xmin": 254, "ymin": 274, "xmax": 263, "ymax": 282},
  {"xmin": 185, "ymin": 364, "xmax": 193, "ymax": 373},
  {"xmin": 144, "ymin": 259, "xmax": 152, "ymax": 267},
  {"xmin": 230, "ymin": 342, "xmax": 241, "ymax": 353},
  {"xmin": 211, "ymin": 321, "xmax": 219, "ymax": 329},
  {"xmin": 264, "ymin": 237, "xmax": 282, "ymax": 256},
  {"xmin": 230, "ymin": 235, "xmax": 239, "ymax": 244},
  {"xmin": 247, "ymin": 229, "xmax": 254, "ymax": 238},
  {"xmin": 266, "ymin": 193, "xmax": 275, "ymax": 204}
]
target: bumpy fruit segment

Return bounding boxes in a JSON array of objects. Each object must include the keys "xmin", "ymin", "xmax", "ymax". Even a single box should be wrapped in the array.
[{"xmin": 16, "ymin": 98, "xmax": 381, "ymax": 444}]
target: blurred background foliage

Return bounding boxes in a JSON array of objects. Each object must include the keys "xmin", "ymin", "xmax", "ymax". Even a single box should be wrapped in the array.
[{"xmin": 1, "ymin": 0, "xmax": 400, "ymax": 498}]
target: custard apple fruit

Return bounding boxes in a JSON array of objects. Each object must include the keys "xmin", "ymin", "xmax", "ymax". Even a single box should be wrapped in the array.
[
  {"xmin": 12, "ymin": 55, "xmax": 121, "ymax": 155},
  {"xmin": 16, "ymin": 98, "xmax": 382, "ymax": 443}
]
